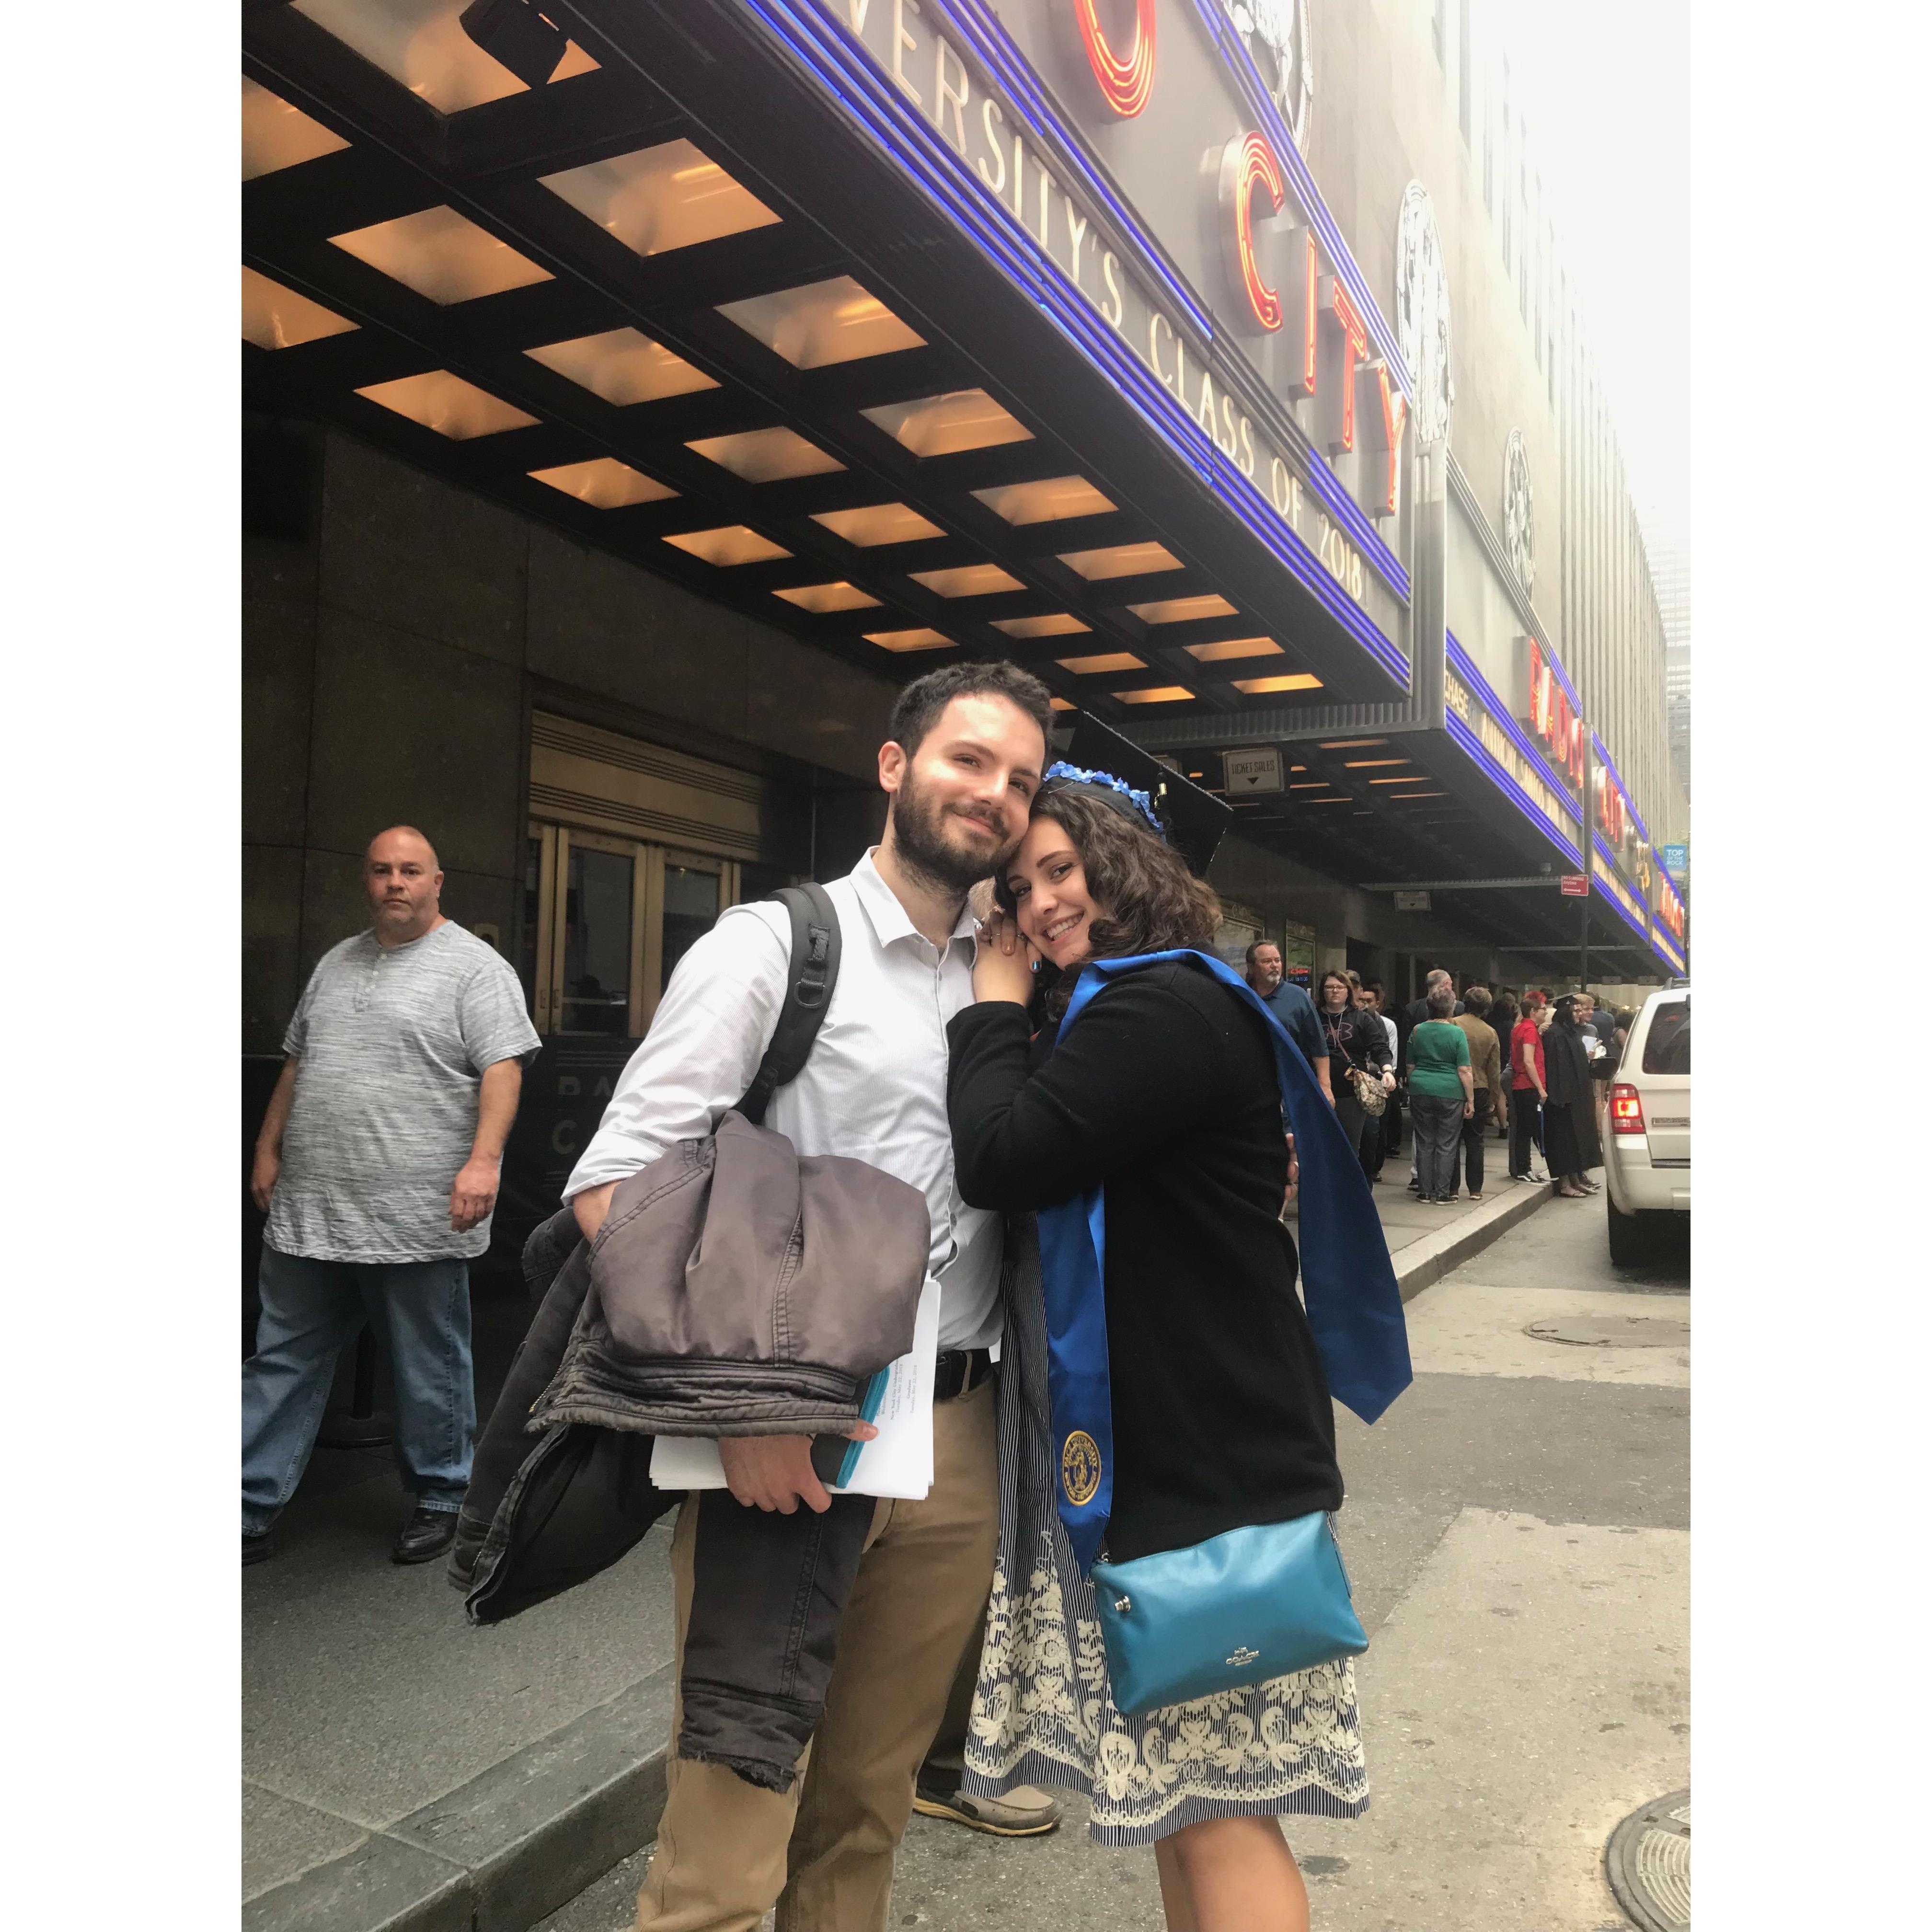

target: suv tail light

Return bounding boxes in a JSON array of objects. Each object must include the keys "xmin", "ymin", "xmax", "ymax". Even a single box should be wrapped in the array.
[{"xmin": 1610, "ymin": 1083, "xmax": 1645, "ymax": 1135}]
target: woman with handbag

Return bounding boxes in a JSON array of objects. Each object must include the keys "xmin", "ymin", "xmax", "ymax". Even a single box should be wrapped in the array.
[
  {"xmin": 1314, "ymin": 969, "xmax": 1395, "ymax": 1182},
  {"xmin": 945, "ymin": 765, "xmax": 1409, "ymax": 1932}
]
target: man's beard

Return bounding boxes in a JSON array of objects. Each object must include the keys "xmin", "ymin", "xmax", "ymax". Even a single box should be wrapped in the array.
[{"xmin": 891, "ymin": 766, "xmax": 1017, "ymax": 894}]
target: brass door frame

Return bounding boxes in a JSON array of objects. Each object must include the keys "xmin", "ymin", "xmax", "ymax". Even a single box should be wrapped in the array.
[
  {"xmin": 530, "ymin": 824, "xmax": 747, "ymax": 1037},
  {"xmin": 527, "ymin": 822, "xmax": 560, "ymax": 1034},
  {"xmin": 547, "ymin": 827, "xmax": 648, "ymax": 1038}
]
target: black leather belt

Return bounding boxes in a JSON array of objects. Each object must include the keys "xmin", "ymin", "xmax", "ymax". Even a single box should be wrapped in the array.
[{"xmin": 932, "ymin": 1348, "xmax": 995, "ymax": 1403}]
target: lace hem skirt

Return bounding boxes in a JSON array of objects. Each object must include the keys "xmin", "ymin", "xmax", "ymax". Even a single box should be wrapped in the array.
[
  {"xmin": 975, "ymin": 1221, "xmax": 1371, "ymax": 1845},
  {"xmin": 962, "ymin": 1529, "xmax": 1367, "ymax": 1846}
]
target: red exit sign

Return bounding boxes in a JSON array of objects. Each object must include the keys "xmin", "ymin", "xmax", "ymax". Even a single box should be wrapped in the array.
[{"xmin": 1559, "ymin": 874, "xmax": 1589, "ymax": 897}]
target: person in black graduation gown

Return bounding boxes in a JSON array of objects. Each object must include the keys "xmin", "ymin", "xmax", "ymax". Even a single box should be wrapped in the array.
[
  {"xmin": 1540, "ymin": 994, "xmax": 1597, "ymax": 1197},
  {"xmin": 946, "ymin": 770, "xmax": 1373, "ymax": 1932}
]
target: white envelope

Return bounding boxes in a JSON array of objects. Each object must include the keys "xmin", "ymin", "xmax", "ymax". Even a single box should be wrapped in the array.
[{"xmin": 649, "ymin": 1278, "xmax": 939, "ymax": 1501}]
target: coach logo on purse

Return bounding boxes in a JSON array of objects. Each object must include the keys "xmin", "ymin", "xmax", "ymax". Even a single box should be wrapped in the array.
[{"xmin": 1226, "ymin": 1645, "xmax": 1259, "ymax": 1667}]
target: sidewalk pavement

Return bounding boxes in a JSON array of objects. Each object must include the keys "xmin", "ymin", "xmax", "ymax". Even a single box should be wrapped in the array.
[{"xmin": 242, "ymin": 1153, "xmax": 1552, "ymax": 1932}]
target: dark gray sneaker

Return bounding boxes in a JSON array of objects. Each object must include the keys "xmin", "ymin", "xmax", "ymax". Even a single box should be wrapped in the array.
[
  {"xmin": 913, "ymin": 1782, "xmax": 1064, "ymax": 1837},
  {"xmin": 243, "ymin": 1530, "xmax": 275, "ymax": 1566}
]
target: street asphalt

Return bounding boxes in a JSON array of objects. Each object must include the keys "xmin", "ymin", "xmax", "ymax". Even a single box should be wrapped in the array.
[{"xmin": 535, "ymin": 1194, "xmax": 1690, "ymax": 1932}]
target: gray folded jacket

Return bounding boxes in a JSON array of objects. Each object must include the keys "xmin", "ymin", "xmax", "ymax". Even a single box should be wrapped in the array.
[{"xmin": 531, "ymin": 1110, "xmax": 931, "ymax": 1438}]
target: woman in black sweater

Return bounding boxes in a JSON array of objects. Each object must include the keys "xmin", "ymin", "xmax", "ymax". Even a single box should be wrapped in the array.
[
  {"xmin": 946, "ymin": 773, "xmax": 1379, "ymax": 1932},
  {"xmin": 1314, "ymin": 968, "xmax": 1395, "ymax": 1179}
]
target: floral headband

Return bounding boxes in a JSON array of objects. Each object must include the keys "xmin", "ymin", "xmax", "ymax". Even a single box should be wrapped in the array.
[{"xmin": 1040, "ymin": 760, "xmax": 1165, "ymax": 837}]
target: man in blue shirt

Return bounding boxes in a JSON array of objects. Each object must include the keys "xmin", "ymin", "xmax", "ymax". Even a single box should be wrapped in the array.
[{"xmin": 1244, "ymin": 942, "xmax": 1333, "ymax": 1103}]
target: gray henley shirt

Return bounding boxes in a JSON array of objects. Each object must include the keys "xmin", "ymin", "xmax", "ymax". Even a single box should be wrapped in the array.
[{"xmin": 269, "ymin": 922, "xmax": 541, "ymax": 1263}]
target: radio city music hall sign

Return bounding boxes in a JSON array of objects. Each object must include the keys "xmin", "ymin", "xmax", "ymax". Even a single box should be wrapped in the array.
[{"xmin": 825, "ymin": 0, "xmax": 1408, "ymax": 647}]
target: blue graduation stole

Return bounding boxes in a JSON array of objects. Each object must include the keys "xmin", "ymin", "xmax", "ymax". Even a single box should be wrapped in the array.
[{"xmin": 1036, "ymin": 951, "xmax": 1413, "ymax": 1573}]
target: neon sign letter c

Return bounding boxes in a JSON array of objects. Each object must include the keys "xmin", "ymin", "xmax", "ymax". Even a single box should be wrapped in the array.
[
  {"xmin": 1074, "ymin": 0, "xmax": 1157, "ymax": 118},
  {"xmin": 1230, "ymin": 131, "xmax": 1286, "ymax": 332}
]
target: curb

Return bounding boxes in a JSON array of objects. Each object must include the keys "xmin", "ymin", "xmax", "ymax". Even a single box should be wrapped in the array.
[
  {"xmin": 1388, "ymin": 1174, "xmax": 1553, "ymax": 1303},
  {"xmin": 243, "ymin": 1670, "xmax": 676, "ymax": 1932},
  {"xmin": 246, "ymin": 1181, "xmax": 1550, "ymax": 1932}
]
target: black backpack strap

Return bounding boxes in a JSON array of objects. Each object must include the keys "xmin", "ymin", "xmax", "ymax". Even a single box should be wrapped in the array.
[{"xmin": 735, "ymin": 883, "xmax": 840, "ymax": 1126}]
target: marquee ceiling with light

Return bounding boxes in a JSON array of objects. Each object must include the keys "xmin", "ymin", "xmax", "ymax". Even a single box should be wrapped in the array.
[
  {"xmin": 240, "ymin": 0, "xmax": 1654, "ymax": 968},
  {"xmin": 242, "ymin": 2, "xmax": 1336, "ymax": 709}
]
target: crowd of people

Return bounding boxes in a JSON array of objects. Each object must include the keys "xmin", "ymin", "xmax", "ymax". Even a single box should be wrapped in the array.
[{"xmin": 1240, "ymin": 953, "xmax": 1636, "ymax": 1204}]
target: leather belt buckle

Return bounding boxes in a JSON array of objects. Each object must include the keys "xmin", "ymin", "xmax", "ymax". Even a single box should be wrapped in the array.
[{"xmin": 933, "ymin": 1348, "xmax": 992, "ymax": 1403}]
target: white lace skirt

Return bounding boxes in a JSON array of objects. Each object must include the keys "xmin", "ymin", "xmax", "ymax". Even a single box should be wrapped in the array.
[{"xmin": 967, "ymin": 1226, "xmax": 1370, "ymax": 1846}]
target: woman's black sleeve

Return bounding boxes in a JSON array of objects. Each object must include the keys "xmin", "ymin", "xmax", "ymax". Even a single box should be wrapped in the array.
[
  {"xmin": 947, "ymin": 979, "xmax": 1231, "ymax": 1210},
  {"xmin": 1364, "ymin": 1023, "xmax": 1392, "ymax": 1076}
]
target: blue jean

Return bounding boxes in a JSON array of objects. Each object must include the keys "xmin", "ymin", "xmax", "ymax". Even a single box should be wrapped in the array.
[{"xmin": 242, "ymin": 1247, "xmax": 475, "ymax": 1534}]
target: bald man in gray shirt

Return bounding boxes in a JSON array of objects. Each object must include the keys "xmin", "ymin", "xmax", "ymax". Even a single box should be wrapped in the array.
[{"xmin": 243, "ymin": 827, "xmax": 540, "ymax": 1567}]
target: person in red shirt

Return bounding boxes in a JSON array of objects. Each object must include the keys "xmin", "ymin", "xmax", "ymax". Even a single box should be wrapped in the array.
[{"xmin": 1508, "ymin": 992, "xmax": 1549, "ymax": 1183}]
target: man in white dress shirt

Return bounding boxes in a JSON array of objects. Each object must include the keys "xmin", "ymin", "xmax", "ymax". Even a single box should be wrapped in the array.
[{"xmin": 566, "ymin": 661, "xmax": 1054, "ymax": 1932}]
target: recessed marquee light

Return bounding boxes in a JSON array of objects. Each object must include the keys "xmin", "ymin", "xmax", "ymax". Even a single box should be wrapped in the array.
[
  {"xmin": 663, "ymin": 525, "xmax": 792, "ymax": 566},
  {"xmin": 241, "ymin": 77, "xmax": 349, "ymax": 180},
  {"xmin": 1185, "ymin": 637, "xmax": 1283, "ymax": 663},
  {"xmin": 1057, "ymin": 653, "xmax": 1146, "ymax": 675},
  {"xmin": 991, "ymin": 613, "xmax": 1089, "ymax": 638},
  {"xmin": 242, "ymin": 266, "xmax": 358, "ymax": 350},
  {"xmin": 686, "ymin": 427, "xmax": 844, "ymax": 483},
  {"xmin": 973, "ymin": 476, "xmax": 1116, "ymax": 525},
  {"xmin": 1127, "ymin": 593, "xmax": 1236, "ymax": 622},
  {"xmin": 1059, "ymin": 541, "xmax": 1183, "ymax": 581},
  {"xmin": 718, "ymin": 276, "xmax": 926, "ymax": 368},
  {"xmin": 908, "ymin": 564, "xmax": 1025, "ymax": 598},
  {"xmin": 523, "ymin": 329, "xmax": 718, "ymax": 405},
  {"xmin": 356, "ymin": 370, "xmax": 538, "ymax": 439},
  {"xmin": 862, "ymin": 390, "xmax": 1033, "ymax": 456},
  {"xmin": 1113, "ymin": 685, "xmax": 1196, "ymax": 704},
  {"xmin": 811, "ymin": 503, "xmax": 944, "ymax": 547},
  {"xmin": 865, "ymin": 627, "xmax": 954, "ymax": 653},
  {"xmin": 329, "ymin": 205, "xmax": 552, "ymax": 304},
  {"xmin": 772, "ymin": 581, "xmax": 882, "ymax": 612},
  {"xmin": 1231, "ymin": 672, "xmax": 1324, "ymax": 694},
  {"xmin": 528, "ymin": 459, "xmax": 677, "ymax": 509},
  {"xmin": 540, "ymin": 138, "xmax": 779, "ymax": 257}
]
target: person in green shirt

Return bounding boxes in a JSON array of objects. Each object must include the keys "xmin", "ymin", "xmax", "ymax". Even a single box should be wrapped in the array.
[{"xmin": 1406, "ymin": 983, "xmax": 1474, "ymax": 1203}]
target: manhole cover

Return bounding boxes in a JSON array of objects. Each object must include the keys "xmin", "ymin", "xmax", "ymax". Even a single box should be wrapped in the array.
[
  {"xmin": 1526, "ymin": 1316, "xmax": 1690, "ymax": 1348},
  {"xmin": 1605, "ymin": 1789, "xmax": 1690, "ymax": 1931}
]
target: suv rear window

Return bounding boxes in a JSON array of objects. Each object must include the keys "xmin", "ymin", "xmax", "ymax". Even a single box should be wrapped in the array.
[{"xmin": 1642, "ymin": 1000, "xmax": 1690, "ymax": 1075}]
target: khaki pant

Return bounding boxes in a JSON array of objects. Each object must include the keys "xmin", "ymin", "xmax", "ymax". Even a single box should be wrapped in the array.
[{"xmin": 637, "ymin": 1377, "xmax": 999, "ymax": 1932}]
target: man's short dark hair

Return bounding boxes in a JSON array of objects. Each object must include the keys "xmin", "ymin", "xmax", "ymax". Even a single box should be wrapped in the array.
[
  {"xmin": 1462, "ymin": 985, "xmax": 1492, "ymax": 1015},
  {"xmin": 887, "ymin": 660, "xmax": 1056, "ymax": 759},
  {"xmin": 1244, "ymin": 940, "xmax": 1279, "ymax": 967}
]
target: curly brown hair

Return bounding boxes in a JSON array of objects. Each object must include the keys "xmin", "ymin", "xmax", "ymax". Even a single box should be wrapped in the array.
[{"xmin": 994, "ymin": 783, "xmax": 1221, "ymax": 1014}]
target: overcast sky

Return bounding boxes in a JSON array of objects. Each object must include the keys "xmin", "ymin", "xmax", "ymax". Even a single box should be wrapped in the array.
[{"xmin": 1483, "ymin": 0, "xmax": 1691, "ymax": 562}]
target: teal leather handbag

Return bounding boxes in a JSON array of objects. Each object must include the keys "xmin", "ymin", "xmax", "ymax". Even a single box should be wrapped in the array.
[{"xmin": 1090, "ymin": 1512, "xmax": 1368, "ymax": 1716}]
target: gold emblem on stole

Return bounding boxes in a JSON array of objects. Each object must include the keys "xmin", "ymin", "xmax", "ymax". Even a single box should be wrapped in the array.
[{"xmin": 1060, "ymin": 1430, "xmax": 1102, "ymax": 1507}]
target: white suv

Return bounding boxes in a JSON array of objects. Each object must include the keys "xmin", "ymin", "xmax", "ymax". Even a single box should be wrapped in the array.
[{"xmin": 1603, "ymin": 985, "xmax": 1690, "ymax": 1264}]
